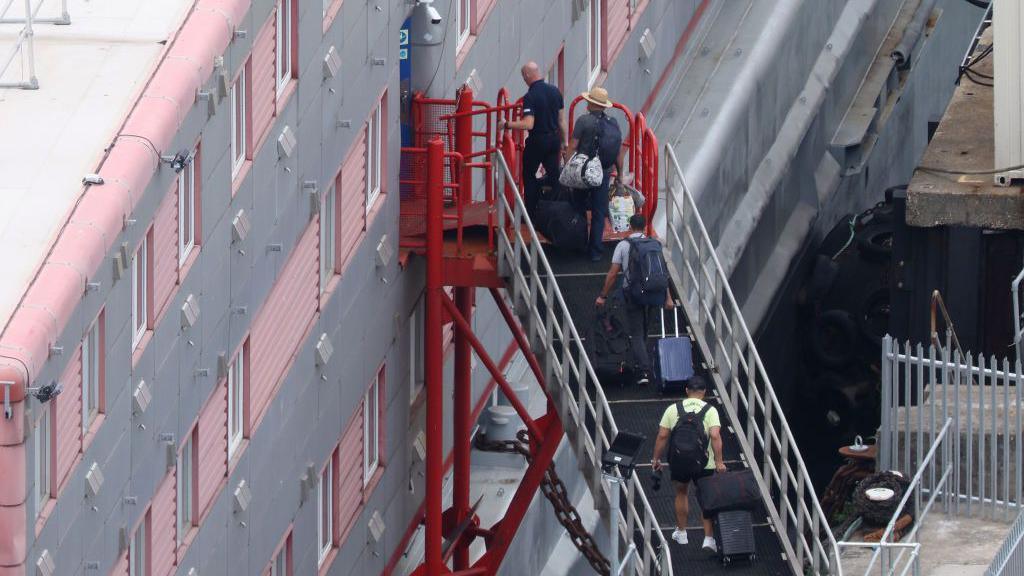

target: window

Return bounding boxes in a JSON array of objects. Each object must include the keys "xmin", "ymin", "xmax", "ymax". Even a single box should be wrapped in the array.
[
  {"xmin": 82, "ymin": 313, "xmax": 102, "ymax": 434},
  {"xmin": 276, "ymin": 0, "xmax": 294, "ymax": 93},
  {"xmin": 130, "ymin": 512, "xmax": 149, "ymax": 576},
  {"xmin": 588, "ymin": 0, "xmax": 602, "ymax": 85},
  {"xmin": 409, "ymin": 300, "xmax": 424, "ymax": 404},
  {"xmin": 230, "ymin": 64, "xmax": 249, "ymax": 177},
  {"xmin": 363, "ymin": 369, "xmax": 382, "ymax": 485},
  {"xmin": 176, "ymin": 430, "xmax": 195, "ymax": 546},
  {"xmin": 178, "ymin": 147, "xmax": 198, "ymax": 265},
  {"xmin": 366, "ymin": 101, "xmax": 383, "ymax": 213},
  {"xmin": 456, "ymin": 0, "xmax": 471, "ymax": 49},
  {"xmin": 34, "ymin": 407, "xmax": 50, "ymax": 515},
  {"xmin": 131, "ymin": 234, "xmax": 149, "ymax": 349},
  {"xmin": 227, "ymin": 345, "xmax": 246, "ymax": 458},
  {"xmin": 319, "ymin": 187, "xmax": 336, "ymax": 291},
  {"xmin": 316, "ymin": 457, "xmax": 334, "ymax": 565},
  {"xmin": 267, "ymin": 532, "xmax": 292, "ymax": 576},
  {"xmin": 547, "ymin": 48, "xmax": 564, "ymax": 93}
]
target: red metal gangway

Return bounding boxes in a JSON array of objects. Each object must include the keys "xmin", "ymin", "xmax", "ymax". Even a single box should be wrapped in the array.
[{"xmin": 395, "ymin": 86, "xmax": 662, "ymax": 576}]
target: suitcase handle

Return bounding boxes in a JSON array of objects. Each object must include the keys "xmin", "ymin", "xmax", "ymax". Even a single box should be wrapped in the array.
[{"xmin": 660, "ymin": 306, "xmax": 681, "ymax": 339}]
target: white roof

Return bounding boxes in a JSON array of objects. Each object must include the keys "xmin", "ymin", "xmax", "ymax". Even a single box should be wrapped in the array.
[{"xmin": 0, "ymin": 0, "xmax": 192, "ymax": 327}]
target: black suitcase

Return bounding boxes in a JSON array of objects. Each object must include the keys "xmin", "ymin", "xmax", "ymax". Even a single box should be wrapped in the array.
[
  {"xmin": 536, "ymin": 199, "xmax": 587, "ymax": 252},
  {"xmin": 714, "ymin": 509, "xmax": 756, "ymax": 565},
  {"xmin": 586, "ymin": 295, "xmax": 633, "ymax": 383},
  {"xmin": 654, "ymin": 308, "xmax": 693, "ymax": 394}
]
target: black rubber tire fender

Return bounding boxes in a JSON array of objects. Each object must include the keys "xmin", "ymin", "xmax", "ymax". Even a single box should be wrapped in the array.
[
  {"xmin": 855, "ymin": 224, "xmax": 894, "ymax": 263},
  {"xmin": 858, "ymin": 288, "xmax": 891, "ymax": 347},
  {"xmin": 810, "ymin": 309, "xmax": 858, "ymax": 368}
]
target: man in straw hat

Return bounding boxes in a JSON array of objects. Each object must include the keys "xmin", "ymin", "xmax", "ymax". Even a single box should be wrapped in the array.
[{"xmin": 567, "ymin": 86, "xmax": 626, "ymax": 262}]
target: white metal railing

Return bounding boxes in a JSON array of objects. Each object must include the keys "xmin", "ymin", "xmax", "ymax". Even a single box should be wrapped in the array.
[
  {"xmin": 492, "ymin": 151, "xmax": 672, "ymax": 576},
  {"xmin": 837, "ymin": 418, "xmax": 954, "ymax": 576},
  {"xmin": 0, "ymin": 0, "xmax": 69, "ymax": 89},
  {"xmin": 663, "ymin": 144, "xmax": 840, "ymax": 575},
  {"xmin": 1012, "ymin": 267, "xmax": 1024, "ymax": 367},
  {"xmin": 987, "ymin": 509, "xmax": 1024, "ymax": 575},
  {"xmin": 879, "ymin": 336, "xmax": 1024, "ymax": 522}
]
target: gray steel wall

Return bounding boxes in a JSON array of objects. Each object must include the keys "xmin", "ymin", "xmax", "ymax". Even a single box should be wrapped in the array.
[{"xmin": 23, "ymin": 1, "xmax": 701, "ymax": 575}]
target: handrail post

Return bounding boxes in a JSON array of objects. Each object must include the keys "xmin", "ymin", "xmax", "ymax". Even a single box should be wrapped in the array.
[{"xmin": 424, "ymin": 138, "xmax": 446, "ymax": 575}]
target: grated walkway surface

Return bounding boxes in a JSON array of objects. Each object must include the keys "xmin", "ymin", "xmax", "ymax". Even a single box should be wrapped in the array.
[{"xmin": 543, "ymin": 241, "xmax": 793, "ymax": 575}]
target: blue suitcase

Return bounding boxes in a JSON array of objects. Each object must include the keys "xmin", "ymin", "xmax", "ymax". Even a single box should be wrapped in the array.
[{"xmin": 656, "ymin": 308, "xmax": 694, "ymax": 393}]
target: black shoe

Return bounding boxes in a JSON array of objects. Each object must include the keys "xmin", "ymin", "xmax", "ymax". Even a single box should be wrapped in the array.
[{"xmin": 636, "ymin": 372, "xmax": 651, "ymax": 386}]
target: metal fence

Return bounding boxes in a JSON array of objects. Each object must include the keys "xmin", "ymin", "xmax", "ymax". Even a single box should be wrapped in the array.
[
  {"xmin": 837, "ymin": 418, "xmax": 954, "ymax": 576},
  {"xmin": 663, "ymin": 144, "xmax": 840, "ymax": 575},
  {"xmin": 987, "ymin": 509, "xmax": 1024, "ymax": 575},
  {"xmin": 492, "ymin": 151, "xmax": 672, "ymax": 575},
  {"xmin": 1012, "ymin": 267, "xmax": 1024, "ymax": 367},
  {"xmin": 879, "ymin": 336, "xmax": 1024, "ymax": 521}
]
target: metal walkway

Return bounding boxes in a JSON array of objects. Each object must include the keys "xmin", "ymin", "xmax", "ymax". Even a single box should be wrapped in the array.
[{"xmin": 544, "ymin": 241, "xmax": 793, "ymax": 576}]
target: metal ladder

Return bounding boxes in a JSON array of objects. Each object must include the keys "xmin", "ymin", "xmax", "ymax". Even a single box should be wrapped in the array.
[
  {"xmin": 662, "ymin": 144, "xmax": 841, "ymax": 575},
  {"xmin": 490, "ymin": 151, "xmax": 673, "ymax": 575}
]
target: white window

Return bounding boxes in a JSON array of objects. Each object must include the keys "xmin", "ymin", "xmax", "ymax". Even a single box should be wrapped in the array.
[
  {"xmin": 319, "ymin": 187, "xmax": 336, "ymax": 291},
  {"xmin": 588, "ymin": 0, "xmax": 602, "ymax": 85},
  {"xmin": 409, "ymin": 299, "xmax": 424, "ymax": 404},
  {"xmin": 366, "ymin": 103, "xmax": 383, "ymax": 213},
  {"xmin": 178, "ymin": 149, "xmax": 197, "ymax": 265},
  {"xmin": 269, "ymin": 535, "xmax": 290, "ymax": 576},
  {"xmin": 130, "ymin": 514, "xmax": 148, "ymax": 576},
  {"xmin": 34, "ymin": 408, "xmax": 50, "ymax": 515},
  {"xmin": 176, "ymin": 432, "xmax": 194, "ymax": 545},
  {"xmin": 317, "ymin": 459, "xmax": 333, "ymax": 564},
  {"xmin": 82, "ymin": 316, "xmax": 101, "ymax": 434},
  {"xmin": 227, "ymin": 347, "xmax": 246, "ymax": 458},
  {"xmin": 456, "ymin": 0, "xmax": 471, "ymax": 49},
  {"xmin": 131, "ymin": 235, "xmax": 148, "ymax": 349},
  {"xmin": 363, "ymin": 373, "xmax": 381, "ymax": 484},
  {"xmin": 231, "ymin": 66, "xmax": 248, "ymax": 176},
  {"xmin": 276, "ymin": 0, "xmax": 293, "ymax": 93}
]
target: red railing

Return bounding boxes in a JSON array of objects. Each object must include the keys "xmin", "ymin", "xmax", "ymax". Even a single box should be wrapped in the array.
[{"xmin": 398, "ymin": 147, "xmax": 468, "ymax": 251}]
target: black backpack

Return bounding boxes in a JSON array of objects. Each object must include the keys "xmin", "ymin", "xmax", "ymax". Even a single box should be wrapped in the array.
[
  {"xmin": 581, "ymin": 114, "xmax": 622, "ymax": 170},
  {"xmin": 669, "ymin": 402, "xmax": 712, "ymax": 477},
  {"xmin": 626, "ymin": 237, "xmax": 670, "ymax": 306}
]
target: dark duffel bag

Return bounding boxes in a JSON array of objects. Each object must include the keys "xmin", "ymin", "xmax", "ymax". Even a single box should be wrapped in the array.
[
  {"xmin": 536, "ymin": 199, "xmax": 587, "ymax": 252},
  {"xmin": 586, "ymin": 295, "xmax": 633, "ymax": 383},
  {"xmin": 696, "ymin": 469, "xmax": 761, "ymax": 514}
]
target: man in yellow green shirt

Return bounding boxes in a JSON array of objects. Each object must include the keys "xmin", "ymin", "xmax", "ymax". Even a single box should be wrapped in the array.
[{"xmin": 651, "ymin": 375, "xmax": 726, "ymax": 553}]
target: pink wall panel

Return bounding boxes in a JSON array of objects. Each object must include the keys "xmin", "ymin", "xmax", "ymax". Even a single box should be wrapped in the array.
[
  {"xmin": 475, "ymin": 0, "xmax": 496, "ymax": 26},
  {"xmin": 249, "ymin": 223, "xmax": 319, "ymax": 424},
  {"xmin": 54, "ymin": 347, "xmax": 82, "ymax": 492},
  {"xmin": 604, "ymin": 0, "xmax": 630, "ymax": 66},
  {"xmin": 152, "ymin": 183, "xmax": 179, "ymax": 318},
  {"xmin": 151, "ymin": 475, "xmax": 177, "ymax": 576},
  {"xmin": 197, "ymin": 384, "xmax": 227, "ymax": 515},
  {"xmin": 251, "ymin": 12, "xmax": 277, "ymax": 146},
  {"xmin": 336, "ymin": 409, "xmax": 363, "ymax": 542},
  {"xmin": 337, "ymin": 129, "xmax": 366, "ymax": 271}
]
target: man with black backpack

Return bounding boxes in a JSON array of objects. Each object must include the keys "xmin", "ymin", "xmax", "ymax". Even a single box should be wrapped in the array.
[
  {"xmin": 567, "ymin": 86, "xmax": 625, "ymax": 261},
  {"xmin": 595, "ymin": 214, "xmax": 672, "ymax": 385},
  {"xmin": 651, "ymin": 375, "xmax": 726, "ymax": 552}
]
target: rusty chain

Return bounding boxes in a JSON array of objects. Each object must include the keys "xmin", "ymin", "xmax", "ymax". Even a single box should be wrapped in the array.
[{"xmin": 475, "ymin": 430, "xmax": 612, "ymax": 576}]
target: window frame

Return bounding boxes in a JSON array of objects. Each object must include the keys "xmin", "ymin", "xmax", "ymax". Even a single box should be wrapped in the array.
[
  {"xmin": 276, "ymin": 0, "xmax": 295, "ymax": 94},
  {"xmin": 131, "ymin": 233, "xmax": 150, "ymax": 350},
  {"xmin": 267, "ymin": 531, "xmax": 292, "ymax": 576},
  {"xmin": 548, "ymin": 47, "xmax": 565, "ymax": 94},
  {"xmin": 130, "ymin": 510, "xmax": 150, "ymax": 576},
  {"xmin": 178, "ymin": 147, "xmax": 198, "ymax": 265},
  {"xmin": 316, "ymin": 458, "xmax": 334, "ymax": 565},
  {"xmin": 587, "ymin": 0, "xmax": 602, "ymax": 86},
  {"xmin": 365, "ymin": 102, "xmax": 383, "ymax": 214},
  {"xmin": 82, "ymin": 311, "xmax": 103, "ymax": 435},
  {"xmin": 34, "ymin": 406, "xmax": 51, "ymax": 516},
  {"xmin": 363, "ymin": 368, "xmax": 382, "ymax": 485},
  {"xmin": 230, "ymin": 63, "xmax": 250, "ymax": 177},
  {"xmin": 409, "ymin": 299, "xmax": 424, "ymax": 405},
  {"xmin": 455, "ymin": 0, "xmax": 471, "ymax": 50},
  {"xmin": 227, "ymin": 343, "xmax": 247, "ymax": 459},
  {"xmin": 176, "ymin": 429, "xmax": 196, "ymax": 547},
  {"xmin": 319, "ymin": 186, "xmax": 336, "ymax": 293}
]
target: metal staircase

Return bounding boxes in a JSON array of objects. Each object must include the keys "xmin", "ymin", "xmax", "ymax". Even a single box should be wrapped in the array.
[{"xmin": 662, "ymin": 144, "xmax": 841, "ymax": 575}]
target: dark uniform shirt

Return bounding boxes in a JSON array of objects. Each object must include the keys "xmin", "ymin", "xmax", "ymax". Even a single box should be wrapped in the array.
[{"xmin": 521, "ymin": 79, "xmax": 563, "ymax": 136}]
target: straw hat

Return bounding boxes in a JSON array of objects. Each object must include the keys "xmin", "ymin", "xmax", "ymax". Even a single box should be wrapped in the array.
[{"xmin": 581, "ymin": 86, "xmax": 612, "ymax": 108}]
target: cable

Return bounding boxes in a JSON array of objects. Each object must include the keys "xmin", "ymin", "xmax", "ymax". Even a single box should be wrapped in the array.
[
  {"xmin": 962, "ymin": 68, "xmax": 993, "ymax": 87},
  {"xmin": 109, "ymin": 133, "xmax": 163, "ymax": 164},
  {"xmin": 421, "ymin": 0, "xmax": 454, "ymax": 96},
  {"xmin": 918, "ymin": 163, "xmax": 1024, "ymax": 176},
  {"xmin": 961, "ymin": 0, "xmax": 989, "ymax": 8}
]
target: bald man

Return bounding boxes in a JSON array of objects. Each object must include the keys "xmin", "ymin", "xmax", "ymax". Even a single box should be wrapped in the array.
[{"xmin": 500, "ymin": 62, "xmax": 566, "ymax": 218}]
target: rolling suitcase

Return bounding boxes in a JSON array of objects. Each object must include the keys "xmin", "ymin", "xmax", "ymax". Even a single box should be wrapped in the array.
[
  {"xmin": 586, "ymin": 296, "xmax": 633, "ymax": 384},
  {"xmin": 714, "ymin": 509, "xmax": 756, "ymax": 565},
  {"xmin": 655, "ymin": 307, "xmax": 694, "ymax": 394}
]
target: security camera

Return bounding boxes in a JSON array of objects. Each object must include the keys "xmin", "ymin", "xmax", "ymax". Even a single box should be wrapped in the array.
[{"xmin": 427, "ymin": 5, "xmax": 442, "ymax": 24}]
